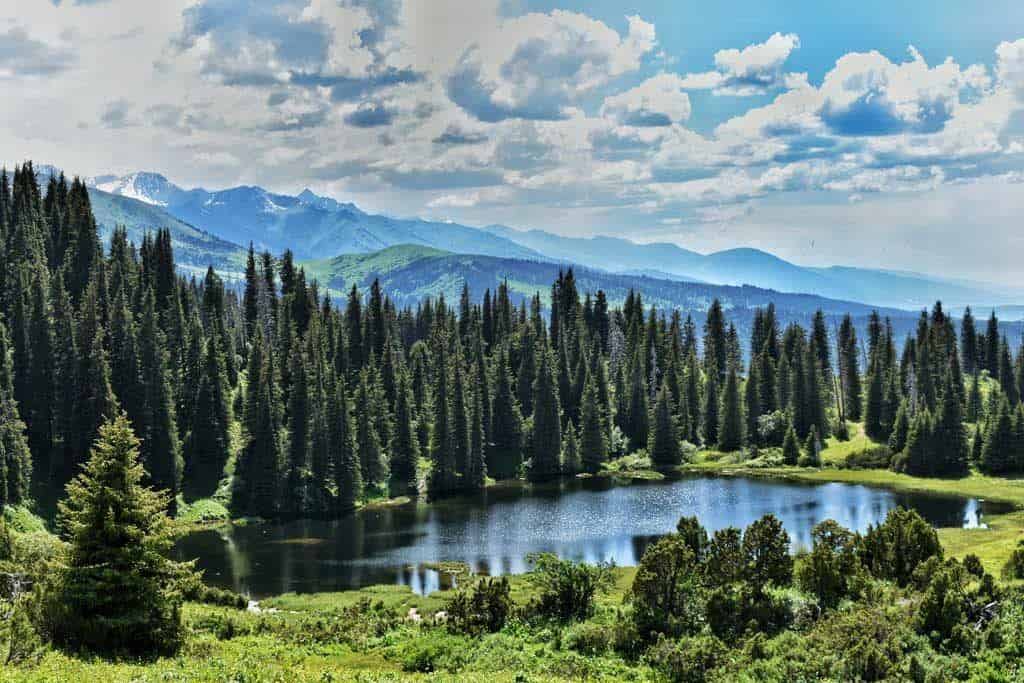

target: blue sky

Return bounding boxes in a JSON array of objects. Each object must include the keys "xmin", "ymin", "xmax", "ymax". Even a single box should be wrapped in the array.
[{"xmin": 3, "ymin": 0, "xmax": 1024, "ymax": 282}]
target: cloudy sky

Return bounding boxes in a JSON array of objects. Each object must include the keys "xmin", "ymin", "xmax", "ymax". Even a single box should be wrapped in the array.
[{"xmin": 4, "ymin": 1, "xmax": 1024, "ymax": 283}]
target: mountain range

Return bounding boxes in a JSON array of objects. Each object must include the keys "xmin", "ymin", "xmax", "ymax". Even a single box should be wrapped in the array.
[{"xmin": 26, "ymin": 165, "xmax": 1024, "ymax": 312}]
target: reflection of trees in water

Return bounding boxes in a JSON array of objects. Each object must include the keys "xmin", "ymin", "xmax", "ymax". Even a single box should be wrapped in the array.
[{"xmin": 176, "ymin": 477, "xmax": 1012, "ymax": 598}]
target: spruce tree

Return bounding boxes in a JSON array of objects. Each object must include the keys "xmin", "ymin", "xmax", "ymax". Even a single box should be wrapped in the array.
[
  {"xmin": 981, "ymin": 397, "xmax": 1015, "ymax": 475},
  {"xmin": 46, "ymin": 414, "xmax": 188, "ymax": 655},
  {"xmin": 888, "ymin": 399, "xmax": 910, "ymax": 455},
  {"xmin": 489, "ymin": 348, "xmax": 523, "ymax": 480},
  {"xmin": 529, "ymin": 346, "xmax": 562, "ymax": 481},
  {"xmin": 284, "ymin": 345, "xmax": 310, "ymax": 516},
  {"xmin": 579, "ymin": 369, "xmax": 609, "ymax": 474},
  {"xmin": 781, "ymin": 424, "xmax": 800, "ymax": 466},
  {"xmin": 428, "ymin": 333, "xmax": 457, "ymax": 499},
  {"xmin": 799, "ymin": 425, "xmax": 821, "ymax": 467},
  {"xmin": 0, "ymin": 318, "xmax": 31, "ymax": 509},
  {"xmin": 137, "ymin": 290, "xmax": 182, "ymax": 512},
  {"xmin": 389, "ymin": 371, "xmax": 420, "ymax": 496},
  {"xmin": 562, "ymin": 421, "xmax": 581, "ymax": 475},
  {"xmin": 465, "ymin": 382, "xmax": 487, "ymax": 491},
  {"xmin": 184, "ymin": 335, "xmax": 231, "ymax": 499},
  {"xmin": 356, "ymin": 368, "xmax": 386, "ymax": 490},
  {"xmin": 717, "ymin": 366, "xmax": 744, "ymax": 452},
  {"xmin": 933, "ymin": 369, "xmax": 969, "ymax": 476},
  {"xmin": 330, "ymin": 376, "xmax": 361, "ymax": 513},
  {"xmin": 702, "ymin": 371, "xmax": 719, "ymax": 446},
  {"xmin": 649, "ymin": 380, "xmax": 682, "ymax": 470}
]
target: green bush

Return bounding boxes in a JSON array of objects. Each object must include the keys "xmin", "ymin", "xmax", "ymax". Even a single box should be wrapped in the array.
[
  {"xmin": 397, "ymin": 631, "xmax": 472, "ymax": 673},
  {"xmin": 524, "ymin": 553, "xmax": 614, "ymax": 622},
  {"xmin": 444, "ymin": 577, "xmax": 512, "ymax": 636},
  {"xmin": 1003, "ymin": 541, "xmax": 1024, "ymax": 580},
  {"xmin": 643, "ymin": 634, "xmax": 725, "ymax": 683},
  {"xmin": 562, "ymin": 621, "xmax": 614, "ymax": 655},
  {"xmin": 842, "ymin": 445, "xmax": 892, "ymax": 470}
]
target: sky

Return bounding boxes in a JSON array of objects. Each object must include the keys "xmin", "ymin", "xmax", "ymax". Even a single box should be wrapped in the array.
[{"xmin": 3, "ymin": 0, "xmax": 1024, "ymax": 283}]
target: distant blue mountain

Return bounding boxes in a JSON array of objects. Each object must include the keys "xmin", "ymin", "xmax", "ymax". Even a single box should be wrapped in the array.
[
  {"xmin": 89, "ymin": 173, "xmax": 542, "ymax": 262},
  {"xmin": 482, "ymin": 225, "xmax": 1024, "ymax": 310}
]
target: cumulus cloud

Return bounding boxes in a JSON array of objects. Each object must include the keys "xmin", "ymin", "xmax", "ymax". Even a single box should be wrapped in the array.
[
  {"xmin": 819, "ymin": 47, "xmax": 966, "ymax": 135},
  {"xmin": 447, "ymin": 11, "xmax": 656, "ymax": 122},
  {"xmin": 601, "ymin": 73, "xmax": 691, "ymax": 126},
  {"xmin": 0, "ymin": 25, "xmax": 76, "ymax": 77},
  {"xmin": 679, "ymin": 33, "xmax": 800, "ymax": 95}
]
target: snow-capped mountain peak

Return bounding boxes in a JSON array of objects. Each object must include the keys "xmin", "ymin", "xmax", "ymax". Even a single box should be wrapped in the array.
[{"xmin": 93, "ymin": 171, "xmax": 182, "ymax": 207}]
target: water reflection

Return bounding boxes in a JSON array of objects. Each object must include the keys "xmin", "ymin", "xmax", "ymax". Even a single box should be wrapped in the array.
[{"xmin": 174, "ymin": 475, "xmax": 1010, "ymax": 598}]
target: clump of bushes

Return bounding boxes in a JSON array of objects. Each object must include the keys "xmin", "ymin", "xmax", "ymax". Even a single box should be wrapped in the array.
[
  {"xmin": 523, "ymin": 553, "xmax": 614, "ymax": 623},
  {"xmin": 443, "ymin": 577, "xmax": 512, "ymax": 636},
  {"xmin": 1003, "ymin": 541, "xmax": 1024, "ymax": 580}
]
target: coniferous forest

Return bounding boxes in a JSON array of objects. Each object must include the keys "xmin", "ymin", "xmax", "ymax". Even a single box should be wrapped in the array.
[
  {"xmin": 4, "ymin": 162, "xmax": 1024, "ymax": 525},
  {"xmin": 3, "ymin": 162, "xmax": 1024, "ymax": 679}
]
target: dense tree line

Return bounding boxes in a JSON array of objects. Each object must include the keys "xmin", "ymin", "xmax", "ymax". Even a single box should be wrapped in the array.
[{"xmin": 1, "ymin": 163, "xmax": 1023, "ymax": 522}]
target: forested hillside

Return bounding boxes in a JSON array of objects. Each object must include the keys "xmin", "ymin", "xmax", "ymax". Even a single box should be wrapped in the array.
[{"xmin": 3, "ymin": 161, "xmax": 1024, "ymax": 525}]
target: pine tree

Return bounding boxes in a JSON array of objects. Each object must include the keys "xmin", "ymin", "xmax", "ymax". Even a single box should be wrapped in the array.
[
  {"xmin": 933, "ymin": 369, "xmax": 969, "ymax": 476},
  {"xmin": 649, "ymin": 380, "xmax": 682, "ymax": 470},
  {"xmin": 781, "ymin": 423, "xmax": 800, "ymax": 466},
  {"xmin": 389, "ymin": 371, "xmax": 420, "ymax": 496},
  {"xmin": 489, "ymin": 348, "xmax": 523, "ymax": 480},
  {"xmin": 428, "ymin": 332, "xmax": 457, "ymax": 499},
  {"xmin": 961, "ymin": 307, "xmax": 977, "ymax": 376},
  {"xmin": 579, "ymin": 370, "xmax": 609, "ymax": 473},
  {"xmin": 137, "ymin": 290, "xmax": 182, "ymax": 512},
  {"xmin": 900, "ymin": 409, "xmax": 934, "ymax": 476},
  {"xmin": 864, "ymin": 356, "xmax": 887, "ymax": 442},
  {"xmin": 562, "ymin": 421, "xmax": 581, "ymax": 475},
  {"xmin": 330, "ymin": 375, "xmax": 361, "ymax": 514},
  {"xmin": 46, "ymin": 413, "xmax": 188, "ymax": 654},
  {"xmin": 717, "ymin": 366, "xmax": 744, "ymax": 452},
  {"xmin": 0, "ymin": 318, "xmax": 31, "ymax": 509},
  {"xmin": 799, "ymin": 425, "xmax": 821, "ymax": 467},
  {"xmin": 235, "ymin": 333, "xmax": 283, "ymax": 517},
  {"xmin": 529, "ymin": 346, "xmax": 562, "ymax": 481},
  {"xmin": 981, "ymin": 397, "xmax": 1015, "ymax": 475},
  {"xmin": 837, "ymin": 314, "xmax": 862, "ymax": 421},
  {"xmin": 465, "ymin": 381, "xmax": 487, "ymax": 491},
  {"xmin": 184, "ymin": 335, "xmax": 231, "ymax": 499},
  {"xmin": 356, "ymin": 368, "xmax": 386, "ymax": 490},
  {"xmin": 284, "ymin": 345, "xmax": 310, "ymax": 516},
  {"xmin": 703, "ymin": 299, "xmax": 727, "ymax": 381},
  {"xmin": 888, "ymin": 399, "xmax": 910, "ymax": 455},
  {"xmin": 745, "ymin": 354, "xmax": 762, "ymax": 444},
  {"xmin": 985, "ymin": 311, "xmax": 1000, "ymax": 374},
  {"xmin": 703, "ymin": 370, "xmax": 719, "ymax": 446}
]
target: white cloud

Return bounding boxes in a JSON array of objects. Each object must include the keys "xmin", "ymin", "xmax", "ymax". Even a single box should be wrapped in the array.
[
  {"xmin": 679, "ymin": 32, "xmax": 800, "ymax": 95},
  {"xmin": 446, "ymin": 11, "xmax": 656, "ymax": 121},
  {"xmin": 600, "ymin": 73, "xmax": 691, "ymax": 126}
]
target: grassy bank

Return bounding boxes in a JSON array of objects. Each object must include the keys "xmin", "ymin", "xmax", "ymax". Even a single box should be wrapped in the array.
[{"xmin": 4, "ymin": 567, "xmax": 650, "ymax": 683}]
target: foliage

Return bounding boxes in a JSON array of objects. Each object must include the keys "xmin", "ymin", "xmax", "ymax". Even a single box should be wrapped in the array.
[
  {"xmin": 38, "ymin": 414, "xmax": 190, "ymax": 655},
  {"xmin": 523, "ymin": 553, "xmax": 614, "ymax": 623},
  {"xmin": 443, "ymin": 577, "xmax": 512, "ymax": 636}
]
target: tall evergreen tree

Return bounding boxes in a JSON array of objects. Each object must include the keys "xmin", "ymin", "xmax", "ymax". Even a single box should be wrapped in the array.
[
  {"xmin": 489, "ymin": 348, "xmax": 523, "ymax": 480},
  {"xmin": 529, "ymin": 346, "xmax": 561, "ymax": 481},
  {"xmin": 717, "ymin": 365, "xmax": 744, "ymax": 452},
  {"xmin": 649, "ymin": 380, "xmax": 682, "ymax": 469}
]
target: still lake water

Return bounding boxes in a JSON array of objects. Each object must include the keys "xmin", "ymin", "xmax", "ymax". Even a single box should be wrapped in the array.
[{"xmin": 174, "ymin": 475, "xmax": 1008, "ymax": 598}]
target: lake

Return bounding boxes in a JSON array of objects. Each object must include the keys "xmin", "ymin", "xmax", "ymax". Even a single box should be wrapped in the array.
[{"xmin": 174, "ymin": 474, "xmax": 1009, "ymax": 598}]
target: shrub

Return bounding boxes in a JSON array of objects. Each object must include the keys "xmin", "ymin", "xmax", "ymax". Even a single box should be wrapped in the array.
[
  {"xmin": 629, "ymin": 535, "xmax": 704, "ymax": 642},
  {"xmin": 524, "ymin": 553, "xmax": 614, "ymax": 622},
  {"xmin": 857, "ymin": 507, "xmax": 942, "ymax": 586},
  {"xmin": 842, "ymin": 446, "xmax": 892, "ymax": 470},
  {"xmin": 1003, "ymin": 541, "xmax": 1024, "ymax": 580},
  {"xmin": 643, "ymin": 634, "xmax": 725, "ymax": 683},
  {"xmin": 397, "ymin": 631, "xmax": 472, "ymax": 673},
  {"xmin": 444, "ymin": 577, "xmax": 512, "ymax": 636},
  {"xmin": 562, "ymin": 621, "xmax": 614, "ymax": 655},
  {"xmin": 795, "ymin": 520, "xmax": 861, "ymax": 609},
  {"xmin": 742, "ymin": 514, "xmax": 793, "ymax": 589},
  {"xmin": 758, "ymin": 411, "xmax": 789, "ymax": 448}
]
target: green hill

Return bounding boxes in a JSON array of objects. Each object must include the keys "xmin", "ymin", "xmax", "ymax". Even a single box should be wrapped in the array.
[{"xmin": 89, "ymin": 189, "xmax": 246, "ymax": 275}]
